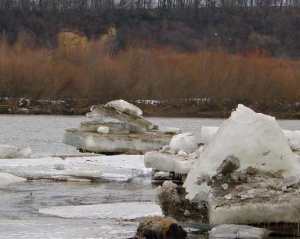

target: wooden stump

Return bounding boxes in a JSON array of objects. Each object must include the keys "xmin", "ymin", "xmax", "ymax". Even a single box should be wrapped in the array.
[{"xmin": 136, "ymin": 216, "xmax": 187, "ymax": 239}]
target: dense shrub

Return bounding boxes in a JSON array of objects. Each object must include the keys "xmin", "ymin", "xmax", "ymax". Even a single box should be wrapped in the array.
[{"xmin": 0, "ymin": 40, "xmax": 299, "ymax": 103}]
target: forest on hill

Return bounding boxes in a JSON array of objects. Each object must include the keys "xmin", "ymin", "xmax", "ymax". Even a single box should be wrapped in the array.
[
  {"xmin": 0, "ymin": 0, "xmax": 300, "ymax": 117},
  {"xmin": 1, "ymin": 0, "xmax": 300, "ymax": 57}
]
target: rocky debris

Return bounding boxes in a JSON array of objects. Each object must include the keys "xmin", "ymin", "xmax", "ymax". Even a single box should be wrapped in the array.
[
  {"xmin": 184, "ymin": 104, "xmax": 300, "ymax": 199},
  {"xmin": 0, "ymin": 145, "xmax": 32, "ymax": 158},
  {"xmin": 216, "ymin": 155, "xmax": 240, "ymax": 175},
  {"xmin": 136, "ymin": 216, "xmax": 187, "ymax": 239},
  {"xmin": 63, "ymin": 100, "xmax": 180, "ymax": 154},
  {"xmin": 209, "ymin": 224, "xmax": 271, "ymax": 238},
  {"xmin": 155, "ymin": 181, "xmax": 208, "ymax": 224}
]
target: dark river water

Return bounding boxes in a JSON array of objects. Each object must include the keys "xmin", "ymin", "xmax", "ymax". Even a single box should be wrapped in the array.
[{"xmin": 0, "ymin": 115, "xmax": 299, "ymax": 238}]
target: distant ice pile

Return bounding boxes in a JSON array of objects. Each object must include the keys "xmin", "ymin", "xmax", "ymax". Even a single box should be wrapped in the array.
[{"xmin": 63, "ymin": 100, "xmax": 180, "ymax": 154}]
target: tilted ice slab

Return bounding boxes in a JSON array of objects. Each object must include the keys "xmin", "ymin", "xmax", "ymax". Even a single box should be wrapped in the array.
[
  {"xmin": 202, "ymin": 127, "xmax": 300, "ymax": 151},
  {"xmin": 86, "ymin": 104, "xmax": 152, "ymax": 132},
  {"xmin": 0, "ymin": 145, "xmax": 32, "ymax": 159},
  {"xmin": 106, "ymin": 99, "xmax": 143, "ymax": 116},
  {"xmin": 184, "ymin": 104, "xmax": 300, "ymax": 199},
  {"xmin": 0, "ymin": 155, "xmax": 151, "ymax": 182},
  {"xmin": 0, "ymin": 173, "xmax": 26, "ymax": 186},
  {"xmin": 39, "ymin": 202, "xmax": 162, "ymax": 220}
]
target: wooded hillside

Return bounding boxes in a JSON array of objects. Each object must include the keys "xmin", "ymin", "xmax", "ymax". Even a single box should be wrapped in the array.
[
  {"xmin": 0, "ymin": 1, "xmax": 300, "ymax": 117},
  {"xmin": 1, "ymin": 1, "xmax": 300, "ymax": 58}
]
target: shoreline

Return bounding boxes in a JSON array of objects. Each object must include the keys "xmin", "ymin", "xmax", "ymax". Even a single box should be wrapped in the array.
[{"xmin": 1, "ymin": 98, "xmax": 300, "ymax": 119}]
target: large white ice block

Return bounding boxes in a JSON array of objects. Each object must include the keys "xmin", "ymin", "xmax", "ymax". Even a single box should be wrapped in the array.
[
  {"xmin": 204, "ymin": 127, "xmax": 300, "ymax": 150},
  {"xmin": 169, "ymin": 133, "xmax": 198, "ymax": 154},
  {"xmin": 184, "ymin": 104, "xmax": 300, "ymax": 199}
]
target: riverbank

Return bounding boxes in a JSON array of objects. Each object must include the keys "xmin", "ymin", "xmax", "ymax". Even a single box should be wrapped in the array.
[{"xmin": 1, "ymin": 98, "xmax": 300, "ymax": 119}]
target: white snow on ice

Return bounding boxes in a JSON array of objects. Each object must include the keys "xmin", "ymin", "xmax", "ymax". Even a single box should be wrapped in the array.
[
  {"xmin": 39, "ymin": 202, "xmax": 162, "ymax": 220},
  {"xmin": 0, "ymin": 155, "xmax": 151, "ymax": 182}
]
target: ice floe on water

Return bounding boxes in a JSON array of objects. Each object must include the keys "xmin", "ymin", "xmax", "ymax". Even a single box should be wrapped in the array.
[
  {"xmin": 0, "ymin": 145, "xmax": 32, "ymax": 158},
  {"xmin": 152, "ymin": 104, "xmax": 300, "ymax": 234},
  {"xmin": 184, "ymin": 104, "xmax": 300, "ymax": 198},
  {"xmin": 0, "ymin": 218, "xmax": 139, "ymax": 239},
  {"xmin": 63, "ymin": 99, "xmax": 180, "ymax": 154},
  {"xmin": 39, "ymin": 202, "xmax": 162, "ymax": 220},
  {"xmin": 0, "ymin": 155, "xmax": 151, "ymax": 182}
]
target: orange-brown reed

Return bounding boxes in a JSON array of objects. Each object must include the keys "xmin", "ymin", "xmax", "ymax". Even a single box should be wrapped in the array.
[{"xmin": 0, "ymin": 40, "xmax": 299, "ymax": 104}]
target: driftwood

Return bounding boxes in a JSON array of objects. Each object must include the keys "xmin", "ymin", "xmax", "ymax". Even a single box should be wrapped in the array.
[{"xmin": 136, "ymin": 216, "xmax": 187, "ymax": 239}]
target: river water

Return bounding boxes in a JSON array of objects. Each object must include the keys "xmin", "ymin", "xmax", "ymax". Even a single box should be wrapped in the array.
[{"xmin": 0, "ymin": 115, "xmax": 299, "ymax": 238}]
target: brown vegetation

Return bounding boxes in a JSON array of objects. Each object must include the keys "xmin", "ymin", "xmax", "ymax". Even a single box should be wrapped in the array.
[
  {"xmin": 1, "ymin": 4, "xmax": 300, "ymax": 117},
  {"xmin": 0, "ymin": 40, "xmax": 300, "ymax": 105}
]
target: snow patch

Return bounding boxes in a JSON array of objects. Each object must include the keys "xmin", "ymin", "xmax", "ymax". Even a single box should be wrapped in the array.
[{"xmin": 39, "ymin": 202, "xmax": 162, "ymax": 220}]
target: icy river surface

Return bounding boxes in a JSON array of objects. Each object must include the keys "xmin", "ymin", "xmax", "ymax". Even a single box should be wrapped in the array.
[{"xmin": 0, "ymin": 115, "xmax": 299, "ymax": 239}]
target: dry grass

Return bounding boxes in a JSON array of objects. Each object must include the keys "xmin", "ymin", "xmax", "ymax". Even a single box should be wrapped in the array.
[{"xmin": 0, "ymin": 40, "xmax": 299, "ymax": 103}]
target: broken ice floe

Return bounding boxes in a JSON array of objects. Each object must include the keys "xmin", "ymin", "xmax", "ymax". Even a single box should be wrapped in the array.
[
  {"xmin": 63, "ymin": 100, "xmax": 180, "ymax": 154},
  {"xmin": 184, "ymin": 104, "xmax": 300, "ymax": 199},
  {"xmin": 209, "ymin": 224, "xmax": 271, "ymax": 238},
  {"xmin": 145, "ymin": 151, "xmax": 197, "ymax": 175},
  {"xmin": 0, "ymin": 155, "xmax": 151, "ymax": 182},
  {"xmin": 39, "ymin": 202, "xmax": 162, "ymax": 220},
  {"xmin": 0, "ymin": 145, "xmax": 32, "ymax": 159},
  {"xmin": 144, "ymin": 133, "xmax": 202, "ymax": 183},
  {"xmin": 154, "ymin": 104, "xmax": 300, "ymax": 229}
]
